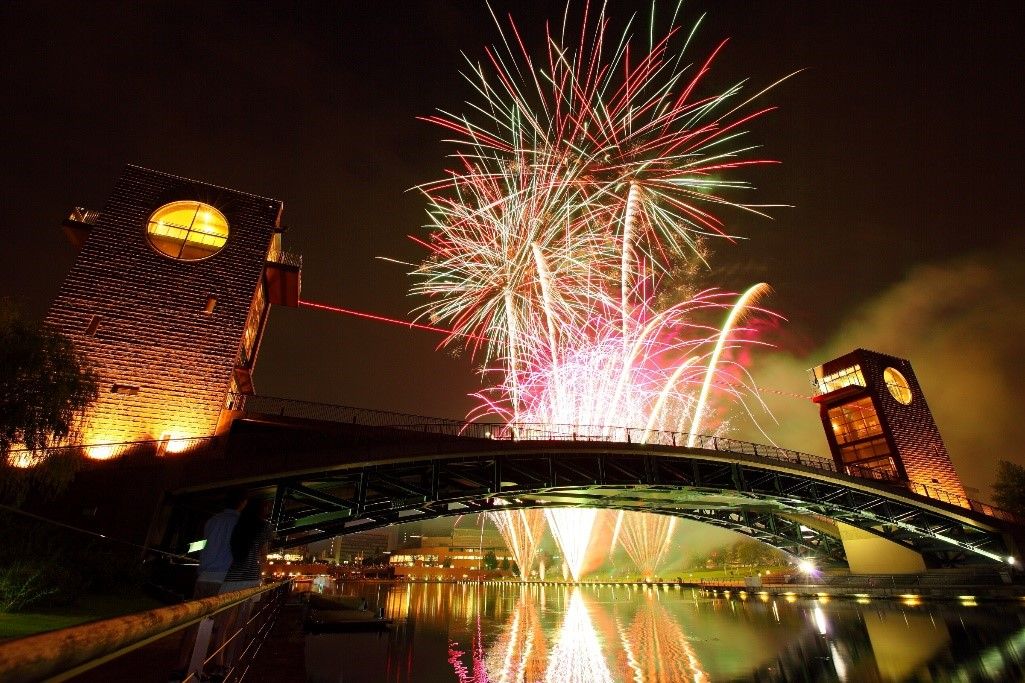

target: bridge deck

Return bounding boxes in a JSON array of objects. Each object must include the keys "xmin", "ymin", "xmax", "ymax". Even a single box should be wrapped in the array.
[{"xmin": 15, "ymin": 395, "xmax": 1024, "ymax": 573}]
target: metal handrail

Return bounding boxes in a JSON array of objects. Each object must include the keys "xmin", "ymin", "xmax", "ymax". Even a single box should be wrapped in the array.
[
  {"xmin": 266, "ymin": 249, "xmax": 302, "ymax": 269},
  {"xmin": 184, "ymin": 581, "xmax": 286, "ymax": 682},
  {"xmin": 231, "ymin": 392, "xmax": 837, "ymax": 468},
  {"xmin": 0, "ymin": 581, "xmax": 288, "ymax": 683},
  {"xmin": 65, "ymin": 206, "xmax": 101, "ymax": 225},
  {"xmin": 10, "ymin": 393, "xmax": 1021, "ymax": 524},
  {"xmin": 228, "ymin": 394, "xmax": 1025, "ymax": 524}
]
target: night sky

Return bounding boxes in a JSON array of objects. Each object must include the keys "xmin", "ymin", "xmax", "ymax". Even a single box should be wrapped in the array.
[{"xmin": 2, "ymin": 1, "xmax": 1023, "ymax": 496}]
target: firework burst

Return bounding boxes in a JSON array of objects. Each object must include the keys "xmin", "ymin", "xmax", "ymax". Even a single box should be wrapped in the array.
[
  {"xmin": 412, "ymin": 2, "xmax": 786, "ymax": 581},
  {"xmin": 545, "ymin": 508, "xmax": 599, "ymax": 582},
  {"xmin": 412, "ymin": 1, "xmax": 788, "ymax": 366},
  {"xmin": 617, "ymin": 513, "xmax": 677, "ymax": 580},
  {"xmin": 490, "ymin": 506, "xmax": 547, "ymax": 580}
]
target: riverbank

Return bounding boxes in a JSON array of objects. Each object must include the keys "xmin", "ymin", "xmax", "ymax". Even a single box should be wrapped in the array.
[
  {"xmin": 338, "ymin": 574, "xmax": 1025, "ymax": 602},
  {"xmin": 699, "ymin": 582, "xmax": 1025, "ymax": 602}
]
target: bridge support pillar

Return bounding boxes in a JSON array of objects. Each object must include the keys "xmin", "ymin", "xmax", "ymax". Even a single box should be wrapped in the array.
[{"xmin": 837, "ymin": 522, "xmax": 926, "ymax": 574}]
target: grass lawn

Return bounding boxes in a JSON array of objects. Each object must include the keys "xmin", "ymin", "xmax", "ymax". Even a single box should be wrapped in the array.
[{"xmin": 0, "ymin": 593, "xmax": 164, "ymax": 640}]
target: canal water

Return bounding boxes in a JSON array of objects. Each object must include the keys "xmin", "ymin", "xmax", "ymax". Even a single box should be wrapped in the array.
[{"xmin": 305, "ymin": 582, "xmax": 1025, "ymax": 682}]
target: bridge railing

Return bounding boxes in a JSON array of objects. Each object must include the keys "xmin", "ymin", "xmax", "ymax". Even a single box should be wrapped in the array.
[
  {"xmin": 9, "ymin": 393, "xmax": 1021, "ymax": 525},
  {"xmin": 266, "ymin": 248, "xmax": 303, "ymax": 269},
  {"xmin": 235, "ymin": 394, "xmax": 1023, "ymax": 525},
  {"xmin": 0, "ymin": 581, "xmax": 289, "ymax": 683},
  {"xmin": 906, "ymin": 481, "xmax": 1020, "ymax": 524},
  {"xmin": 449, "ymin": 421, "xmax": 842, "ymax": 472},
  {"xmin": 230, "ymin": 393, "xmax": 840, "ymax": 470}
]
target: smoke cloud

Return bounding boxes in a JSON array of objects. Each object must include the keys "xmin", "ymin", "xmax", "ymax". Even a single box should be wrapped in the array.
[{"xmin": 736, "ymin": 239, "xmax": 1025, "ymax": 500}]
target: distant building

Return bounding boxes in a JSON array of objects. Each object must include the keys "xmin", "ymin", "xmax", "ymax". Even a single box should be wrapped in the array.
[
  {"xmin": 267, "ymin": 546, "xmax": 308, "ymax": 563},
  {"xmin": 391, "ymin": 524, "xmax": 511, "ymax": 579},
  {"xmin": 329, "ymin": 529, "xmax": 390, "ymax": 564},
  {"xmin": 420, "ymin": 526, "xmax": 505, "ymax": 551},
  {"xmin": 388, "ymin": 522, "xmax": 424, "ymax": 551},
  {"xmin": 811, "ymin": 348, "xmax": 967, "ymax": 500}
]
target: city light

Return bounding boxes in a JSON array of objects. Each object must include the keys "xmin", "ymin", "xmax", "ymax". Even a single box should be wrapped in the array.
[
  {"xmin": 161, "ymin": 432, "xmax": 194, "ymax": 454},
  {"xmin": 7, "ymin": 1, "xmax": 1020, "ymax": 680},
  {"xmin": 798, "ymin": 559, "xmax": 817, "ymax": 575},
  {"xmin": 7, "ymin": 449, "xmax": 39, "ymax": 468},
  {"xmin": 85, "ymin": 443, "xmax": 116, "ymax": 460}
]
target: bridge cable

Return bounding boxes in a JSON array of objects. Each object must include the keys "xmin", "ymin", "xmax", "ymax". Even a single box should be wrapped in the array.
[{"xmin": 0, "ymin": 502, "xmax": 195, "ymax": 563}]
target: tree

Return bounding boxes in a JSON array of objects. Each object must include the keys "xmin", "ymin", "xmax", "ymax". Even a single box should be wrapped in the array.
[
  {"xmin": 483, "ymin": 550, "xmax": 498, "ymax": 571},
  {"xmin": 0, "ymin": 302, "xmax": 98, "ymax": 505},
  {"xmin": 993, "ymin": 460, "xmax": 1025, "ymax": 516},
  {"xmin": 361, "ymin": 553, "xmax": 388, "ymax": 567},
  {"xmin": 500, "ymin": 557, "xmax": 510, "ymax": 571}
]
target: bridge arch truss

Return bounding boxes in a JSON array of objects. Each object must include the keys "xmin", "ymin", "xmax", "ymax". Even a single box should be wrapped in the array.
[{"xmin": 170, "ymin": 440, "xmax": 1018, "ymax": 570}]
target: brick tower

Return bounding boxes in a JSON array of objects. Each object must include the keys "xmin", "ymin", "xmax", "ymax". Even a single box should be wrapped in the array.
[
  {"xmin": 46, "ymin": 166, "xmax": 300, "ymax": 454},
  {"xmin": 811, "ymin": 348, "xmax": 966, "ymax": 500}
]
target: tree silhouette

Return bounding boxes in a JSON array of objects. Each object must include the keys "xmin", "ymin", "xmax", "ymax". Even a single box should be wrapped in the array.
[
  {"xmin": 0, "ymin": 302, "xmax": 97, "ymax": 505},
  {"xmin": 993, "ymin": 460, "xmax": 1025, "ymax": 516}
]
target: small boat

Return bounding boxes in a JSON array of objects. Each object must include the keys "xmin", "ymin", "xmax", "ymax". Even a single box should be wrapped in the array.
[{"xmin": 303, "ymin": 594, "xmax": 393, "ymax": 632}]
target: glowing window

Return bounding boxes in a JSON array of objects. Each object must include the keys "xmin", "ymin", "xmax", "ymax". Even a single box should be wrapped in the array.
[
  {"xmin": 146, "ymin": 201, "xmax": 229, "ymax": 260},
  {"xmin": 813, "ymin": 364, "xmax": 866, "ymax": 395},
  {"xmin": 828, "ymin": 397, "xmax": 883, "ymax": 445},
  {"xmin": 883, "ymin": 367, "xmax": 913, "ymax": 405},
  {"xmin": 839, "ymin": 438, "xmax": 891, "ymax": 464},
  {"xmin": 843, "ymin": 451, "xmax": 897, "ymax": 478}
]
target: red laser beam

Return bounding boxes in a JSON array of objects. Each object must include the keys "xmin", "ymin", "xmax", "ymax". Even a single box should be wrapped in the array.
[
  {"xmin": 299, "ymin": 298, "xmax": 485, "ymax": 341},
  {"xmin": 300, "ymin": 299, "xmax": 810, "ymax": 400}
]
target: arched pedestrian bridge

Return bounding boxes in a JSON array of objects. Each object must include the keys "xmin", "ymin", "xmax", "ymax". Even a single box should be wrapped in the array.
[{"xmin": 142, "ymin": 395, "xmax": 1024, "ymax": 572}]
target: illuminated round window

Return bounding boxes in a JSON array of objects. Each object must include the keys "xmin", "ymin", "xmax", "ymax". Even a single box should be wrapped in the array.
[
  {"xmin": 146, "ymin": 201, "xmax": 229, "ymax": 260},
  {"xmin": 883, "ymin": 367, "xmax": 913, "ymax": 405}
]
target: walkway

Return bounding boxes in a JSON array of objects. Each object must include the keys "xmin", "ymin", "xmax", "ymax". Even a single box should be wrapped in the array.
[{"xmin": 243, "ymin": 602, "xmax": 305, "ymax": 683}]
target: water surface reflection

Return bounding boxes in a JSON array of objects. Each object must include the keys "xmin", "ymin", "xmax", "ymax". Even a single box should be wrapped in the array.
[{"xmin": 305, "ymin": 582, "xmax": 1025, "ymax": 682}]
